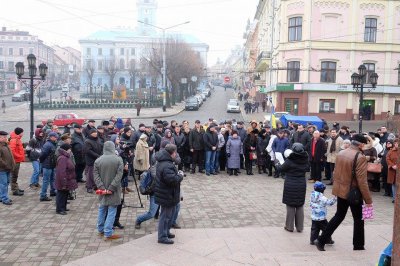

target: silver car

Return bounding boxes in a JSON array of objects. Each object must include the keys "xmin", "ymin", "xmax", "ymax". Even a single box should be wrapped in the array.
[{"xmin": 227, "ymin": 99, "xmax": 240, "ymax": 113}]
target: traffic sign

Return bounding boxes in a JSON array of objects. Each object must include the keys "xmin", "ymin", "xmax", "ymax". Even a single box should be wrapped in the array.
[{"xmin": 224, "ymin": 76, "xmax": 230, "ymax": 83}]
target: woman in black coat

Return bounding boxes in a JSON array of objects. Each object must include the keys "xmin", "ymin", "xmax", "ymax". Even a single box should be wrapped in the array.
[
  {"xmin": 243, "ymin": 129, "xmax": 258, "ymax": 175},
  {"xmin": 278, "ymin": 143, "xmax": 310, "ymax": 233}
]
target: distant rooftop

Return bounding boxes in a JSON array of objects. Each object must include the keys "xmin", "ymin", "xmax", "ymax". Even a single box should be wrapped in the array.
[{"xmin": 80, "ymin": 27, "xmax": 207, "ymax": 46}]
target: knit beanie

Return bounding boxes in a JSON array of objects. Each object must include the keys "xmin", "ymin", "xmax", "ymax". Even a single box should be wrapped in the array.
[
  {"xmin": 14, "ymin": 127, "xmax": 24, "ymax": 135},
  {"xmin": 60, "ymin": 143, "xmax": 71, "ymax": 151}
]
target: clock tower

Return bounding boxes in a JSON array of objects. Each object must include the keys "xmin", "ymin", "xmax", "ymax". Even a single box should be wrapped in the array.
[{"xmin": 137, "ymin": 0, "xmax": 158, "ymax": 35}]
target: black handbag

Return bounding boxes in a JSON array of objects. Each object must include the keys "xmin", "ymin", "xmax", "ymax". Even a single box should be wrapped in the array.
[{"xmin": 347, "ymin": 152, "xmax": 362, "ymax": 205}]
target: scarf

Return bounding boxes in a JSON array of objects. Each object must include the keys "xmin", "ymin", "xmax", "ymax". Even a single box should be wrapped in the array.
[{"xmin": 330, "ymin": 135, "xmax": 338, "ymax": 153}]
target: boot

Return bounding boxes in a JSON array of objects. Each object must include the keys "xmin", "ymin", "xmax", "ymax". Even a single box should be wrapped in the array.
[
  {"xmin": 228, "ymin": 169, "xmax": 233, "ymax": 176},
  {"xmin": 234, "ymin": 169, "xmax": 238, "ymax": 176},
  {"xmin": 258, "ymin": 166, "xmax": 262, "ymax": 174},
  {"xmin": 122, "ymin": 188, "xmax": 129, "ymax": 194},
  {"xmin": 126, "ymin": 187, "xmax": 134, "ymax": 192},
  {"xmin": 262, "ymin": 166, "xmax": 267, "ymax": 174}
]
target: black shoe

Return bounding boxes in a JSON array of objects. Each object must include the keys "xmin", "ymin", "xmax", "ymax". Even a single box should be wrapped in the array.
[
  {"xmin": 65, "ymin": 209, "xmax": 70, "ymax": 211},
  {"xmin": 18, "ymin": 189, "xmax": 24, "ymax": 193},
  {"xmin": 135, "ymin": 223, "xmax": 141, "ymax": 229},
  {"xmin": 113, "ymin": 222, "xmax": 124, "ymax": 229},
  {"xmin": 171, "ymin": 224, "xmax": 181, "ymax": 229},
  {"xmin": 158, "ymin": 239, "xmax": 174, "ymax": 244},
  {"xmin": 237, "ymin": 170, "xmax": 241, "ymax": 174},
  {"xmin": 212, "ymin": 172, "xmax": 218, "ymax": 175},
  {"xmin": 50, "ymin": 192, "xmax": 56, "ymax": 197},
  {"xmin": 284, "ymin": 227, "xmax": 293, "ymax": 232},
  {"xmin": 234, "ymin": 172, "xmax": 238, "ymax": 176},
  {"xmin": 190, "ymin": 170, "xmax": 195, "ymax": 174},
  {"xmin": 13, "ymin": 190, "xmax": 24, "ymax": 196},
  {"xmin": 56, "ymin": 211, "xmax": 67, "ymax": 215},
  {"xmin": 314, "ymin": 240, "xmax": 325, "ymax": 251},
  {"xmin": 310, "ymin": 241, "xmax": 315, "ymax": 245},
  {"xmin": 168, "ymin": 233, "xmax": 175, "ymax": 239},
  {"xmin": 268, "ymin": 173, "xmax": 273, "ymax": 176},
  {"xmin": 353, "ymin": 246, "xmax": 365, "ymax": 250},
  {"xmin": 229, "ymin": 172, "xmax": 233, "ymax": 176},
  {"xmin": 40, "ymin": 197, "xmax": 52, "ymax": 202},
  {"xmin": 326, "ymin": 182, "xmax": 333, "ymax": 186},
  {"xmin": 326, "ymin": 240, "xmax": 335, "ymax": 245},
  {"xmin": 199, "ymin": 170, "xmax": 205, "ymax": 173},
  {"xmin": 77, "ymin": 179, "xmax": 86, "ymax": 183},
  {"xmin": 206, "ymin": 172, "xmax": 210, "ymax": 176},
  {"xmin": 87, "ymin": 188, "xmax": 94, "ymax": 194}
]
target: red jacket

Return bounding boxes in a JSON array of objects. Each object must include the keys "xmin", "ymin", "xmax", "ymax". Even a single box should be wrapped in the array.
[{"xmin": 9, "ymin": 132, "xmax": 25, "ymax": 163}]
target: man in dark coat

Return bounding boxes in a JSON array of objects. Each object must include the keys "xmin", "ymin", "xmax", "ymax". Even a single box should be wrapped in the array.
[
  {"xmin": 203, "ymin": 123, "xmax": 219, "ymax": 175},
  {"xmin": 82, "ymin": 119, "xmax": 96, "ymax": 138},
  {"xmin": 154, "ymin": 144, "xmax": 184, "ymax": 244},
  {"xmin": 71, "ymin": 124, "xmax": 86, "ymax": 183},
  {"xmin": 84, "ymin": 129, "xmax": 103, "ymax": 193},
  {"xmin": 309, "ymin": 131, "xmax": 326, "ymax": 182},
  {"xmin": 189, "ymin": 120, "xmax": 205, "ymax": 173},
  {"xmin": 236, "ymin": 121, "xmax": 247, "ymax": 169},
  {"xmin": 39, "ymin": 132, "xmax": 59, "ymax": 201},
  {"xmin": 290, "ymin": 124, "xmax": 311, "ymax": 152}
]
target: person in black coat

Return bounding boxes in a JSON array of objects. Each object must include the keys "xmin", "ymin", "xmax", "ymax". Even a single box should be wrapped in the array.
[
  {"xmin": 290, "ymin": 124, "xmax": 311, "ymax": 152},
  {"xmin": 189, "ymin": 120, "xmax": 205, "ymax": 173},
  {"xmin": 154, "ymin": 144, "xmax": 184, "ymax": 244},
  {"xmin": 203, "ymin": 124, "xmax": 218, "ymax": 175},
  {"xmin": 84, "ymin": 129, "xmax": 103, "ymax": 193},
  {"xmin": 278, "ymin": 142, "xmax": 309, "ymax": 233},
  {"xmin": 243, "ymin": 129, "xmax": 258, "ymax": 175},
  {"xmin": 71, "ymin": 124, "xmax": 86, "ymax": 183},
  {"xmin": 309, "ymin": 131, "xmax": 326, "ymax": 182}
]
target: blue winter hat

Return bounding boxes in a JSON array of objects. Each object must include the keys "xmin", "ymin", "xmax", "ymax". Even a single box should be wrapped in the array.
[{"xmin": 314, "ymin": 181, "xmax": 326, "ymax": 193}]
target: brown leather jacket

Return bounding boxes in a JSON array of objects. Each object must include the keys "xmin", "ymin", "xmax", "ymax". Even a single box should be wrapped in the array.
[
  {"xmin": 332, "ymin": 145, "xmax": 372, "ymax": 204},
  {"xmin": 0, "ymin": 142, "xmax": 16, "ymax": 172}
]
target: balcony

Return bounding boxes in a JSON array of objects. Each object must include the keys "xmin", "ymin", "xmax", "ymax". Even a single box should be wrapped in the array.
[{"xmin": 255, "ymin": 51, "xmax": 271, "ymax": 71}]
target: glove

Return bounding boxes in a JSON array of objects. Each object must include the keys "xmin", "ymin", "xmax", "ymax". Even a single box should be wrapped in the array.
[{"xmin": 227, "ymin": 153, "xmax": 231, "ymax": 157}]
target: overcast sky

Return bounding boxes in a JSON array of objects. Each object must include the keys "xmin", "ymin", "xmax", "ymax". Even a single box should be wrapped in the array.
[{"xmin": 1, "ymin": 0, "xmax": 258, "ymax": 66}]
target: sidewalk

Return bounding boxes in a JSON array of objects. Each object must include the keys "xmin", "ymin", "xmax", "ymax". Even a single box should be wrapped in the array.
[
  {"xmin": 67, "ymin": 225, "xmax": 391, "ymax": 266},
  {"xmin": 0, "ymin": 102, "xmax": 185, "ymax": 122}
]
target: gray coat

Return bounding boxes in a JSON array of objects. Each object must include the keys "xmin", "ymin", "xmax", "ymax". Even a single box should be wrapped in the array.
[
  {"xmin": 226, "ymin": 136, "xmax": 242, "ymax": 169},
  {"xmin": 94, "ymin": 141, "xmax": 124, "ymax": 206}
]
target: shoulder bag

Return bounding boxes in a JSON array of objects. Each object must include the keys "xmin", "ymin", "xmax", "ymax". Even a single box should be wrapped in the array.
[{"xmin": 347, "ymin": 152, "xmax": 363, "ymax": 205}]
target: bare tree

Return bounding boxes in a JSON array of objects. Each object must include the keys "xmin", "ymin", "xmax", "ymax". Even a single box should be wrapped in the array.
[
  {"xmin": 105, "ymin": 59, "xmax": 119, "ymax": 91},
  {"xmin": 128, "ymin": 59, "xmax": 139, "ymax": 91},
  {"xmin": 84, "ymin": 59, "xmax": 95, "ymax": 94}
]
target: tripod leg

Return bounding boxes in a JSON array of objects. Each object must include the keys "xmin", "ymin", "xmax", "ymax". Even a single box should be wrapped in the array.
[{"xmin": 133, "ymin": 174, "xmax": 143, "ymax": 208}]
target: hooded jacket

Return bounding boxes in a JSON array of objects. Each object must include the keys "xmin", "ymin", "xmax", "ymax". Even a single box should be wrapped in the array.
[
  {"xmin": 94, "ymin": 141, "xmax": 123, "ymax": 206},
  {"xmin": 154, "ymin": 149, "xmax": 183, "ymax": 207},
  {"xmin": 9, "ymin": 131, "xmax": 25, "ymax": 163},
  {"xmin": 309, "ymin": 191, "xmax": 336, "ymax": 221},
  {"xmin": 280, "ymin": 151, "xmax": 310, "ymax": 207}
]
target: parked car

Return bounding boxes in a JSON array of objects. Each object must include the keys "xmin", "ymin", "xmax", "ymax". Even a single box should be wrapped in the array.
[
  {"xmin": 185, "ymin": 97, "xmax": 200, "ymax": 111},
  {"xmin": 42, "ymin": 113, "xmax": 86, "ymax": 127},
  {"xmin": 227, "ymin": 99, "xmax": 240, "ymax": 113},
  {"xmin": 194, "ymin": 94, "xmax": 203, "ymax": 106},
  {"xmin": 200, "ymin": 92, "xmax": 207, "ymax": 101},
  {"xmin": 12, "ymin": 91, "xmax": 29, "ymax": 102}
]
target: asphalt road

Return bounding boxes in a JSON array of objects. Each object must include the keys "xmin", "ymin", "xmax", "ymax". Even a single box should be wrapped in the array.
[{"xmin": 0, "ymin": 86, "xmax": 243, "ymax": 141}]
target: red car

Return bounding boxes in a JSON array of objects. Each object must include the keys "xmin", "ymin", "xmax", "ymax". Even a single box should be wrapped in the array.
[{"xmin": 42, "ymin": 113, "xmax": 86, "ymax": 127}]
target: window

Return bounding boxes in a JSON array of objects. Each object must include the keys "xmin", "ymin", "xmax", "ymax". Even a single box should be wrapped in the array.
[
  {"xmin": 288, "ymin": 17, "xmax": 302, "ymax": 41},
  {"xmin": 98, "ymin": 48, "xmax": 102, "ymax": 56},
  {"xmin": 131, "ymin": 48, "xmax": 135, "ymax": 56},
  {"xmin": 120, "ymin": 48, "xmax": 124, "ymax": 55},
  {"xmin": 395, "ymin": 101, "xmax": 400, "ymax": 115},
  {"xmin": 29, "ymin": 48, "xmax": 34, "ymax": 54},
  {"xmin": 86, "ymin": 47, "xmax": 91, "ymax": 56},
  {"xmin": 8, "ymin": 48, "xmax": 13, "ymax": 56},
  {"xmin": 320, "ymin": 61, "xmax": 337, "ymax": 83},
  {"xmin": 8, "ymin": 61, "xmax": 14, "ymax": 71},
  {"xmin": 120, "ymin": 58, "xmax": 125, "ymax": 69},
  {"xmin": 0, "ymin": 47, "xmax": 2, "ymax": 55},
  {"xmin": 110, "ymin": 48, "xmax": 114, "ymax": 56},
  {"xmin": 19, "ymin": 48, "xmax": 23, "ymax": 56},
  {"xmin": 363, "ymin": 63, "xmax": 375, "ymax": 84},
  {"xmin": 319, "ymin": 99, "xmax": 335, "ymax": 113},
  {"xmin": 287, "ymin": 61, "xmax": 300, "ymax": 82},
  {"xmin": 0, "ymin": 61, "xmax": 3, "ymax": 69},
  {"xmin": 364, "ymin": 18, "xmax": 377, "ymax": 43},
  {"xmin": 98, "ymin": 61, "xmax": 103, "ymax": 71}
]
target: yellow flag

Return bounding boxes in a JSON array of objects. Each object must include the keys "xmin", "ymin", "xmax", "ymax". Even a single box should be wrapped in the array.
[{"xmin": 271, "ymin": 114, "xmax": 277, "ymax": 129}]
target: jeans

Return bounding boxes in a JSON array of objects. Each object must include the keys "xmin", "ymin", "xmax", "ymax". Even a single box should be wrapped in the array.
[
  {"xmin": 205, "ymin": 150, "xmax": 216, "ymax": 174},
  {"xmin": 40, "ymin": 168, "xmax": 55, "ymax": 199},
  {"xmin": 214, "ymin": 151, "xmax": 221, "ymax": 172},
  {"xmin": 136, "ymin": 195, "xmax": 159, "ymax": 224},
  {"xmin": 318, "ymin": 197, "xmax": 364, "ymax": 248},
  {"xmin": 172, "ymin": 202, "xmax": 180, "ymax": 225},
  {"xmin": 158, "ymin": 205, "xmax": 176, "ymax": 241},
  {"xmin": 0, "ymin": 171, "xmax": 11, "ymax": 203},
  {"xmin": 97, "ymin": 205, "xmax": 117, "ymax": 237},
  {"xmin": 30, "ymin": 160, "xmax": 41, "ymax": 185}
]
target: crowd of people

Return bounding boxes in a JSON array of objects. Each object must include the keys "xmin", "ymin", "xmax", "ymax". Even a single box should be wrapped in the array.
[{"xmin": 0, "ymin": 115, "xmax": 397, "ymax": 245}]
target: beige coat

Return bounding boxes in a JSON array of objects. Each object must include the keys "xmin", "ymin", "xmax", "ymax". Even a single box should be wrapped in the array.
[
  {"xmin": 326, "ymin": 136, "xmax": 344, "ymax": 163},
  {"xmin": 134, "ymin": 139, "xmax": 150, "ymax": 171}
]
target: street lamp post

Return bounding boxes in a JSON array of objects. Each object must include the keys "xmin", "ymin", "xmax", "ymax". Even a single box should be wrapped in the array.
[
  {"xmin": 15, "ymin": 54, "xmax": 48, "ymax": 139},
  {"xmin": 351, "ymin": 64, "xmax": 378, "ymax": 133},
  {"xmin": 137, "ymin": 20, "xmax": 190, "ymax": 111}
]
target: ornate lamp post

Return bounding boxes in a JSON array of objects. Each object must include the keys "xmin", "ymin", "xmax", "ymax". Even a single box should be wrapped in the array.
[
  {"xmin": 351, "ymin": 64, "xmax": 378, "ymax": 133},
  {"xmin": 15, "ymin": 54, "xmax": 48, "ymax": 138}
]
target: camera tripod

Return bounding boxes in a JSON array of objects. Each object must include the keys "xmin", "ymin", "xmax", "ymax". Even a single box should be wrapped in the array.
[{"xmin": 122, "ymin": 164, "xmax": 143, "ymax": 208}]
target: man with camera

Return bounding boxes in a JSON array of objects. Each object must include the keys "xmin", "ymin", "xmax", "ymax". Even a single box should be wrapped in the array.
[{"xmin": 154, "ymin": 144, "xmax": 184, "ymax": 244}]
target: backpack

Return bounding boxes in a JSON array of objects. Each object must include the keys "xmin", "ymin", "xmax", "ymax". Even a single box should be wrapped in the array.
[{"xmin": 139, "ymin": 170, "xmax": 156, "ymax": 195}]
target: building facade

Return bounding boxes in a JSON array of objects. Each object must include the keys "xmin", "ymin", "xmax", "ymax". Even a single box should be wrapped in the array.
[
  {"xmin": 79, "ymin": 0, "xmax": 209, "ymax": 92},
  {"xmin": 0, "ymin": 27, "xmax": 54, "ymax": 93},
  {"xmin": 52, "ymin": 45, "xmax": 81, "ymax": 85},
  {"xmin": 245, "ymin": 0, "xmax": 400, "ymax": 120}
]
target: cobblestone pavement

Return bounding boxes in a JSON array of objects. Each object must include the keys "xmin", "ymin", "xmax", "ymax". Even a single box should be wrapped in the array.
[{"xmin": 0, "ymin": 162, "xmax": 394, "ymax": 265}]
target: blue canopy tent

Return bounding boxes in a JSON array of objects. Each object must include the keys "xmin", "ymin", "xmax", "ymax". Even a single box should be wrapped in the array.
[{"xmin": 280, "ymin": 114, "xmax": 324, "ymax": 130}]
